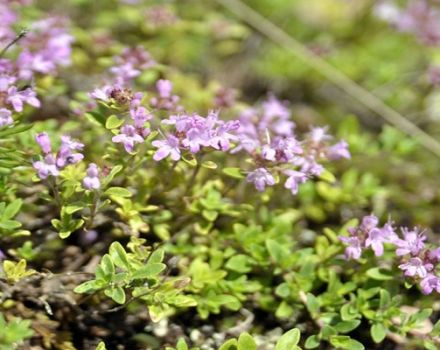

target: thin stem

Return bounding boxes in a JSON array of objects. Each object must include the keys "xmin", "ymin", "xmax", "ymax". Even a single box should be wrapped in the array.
[
  {"xmin": 184, "ymin": 157, "xmax": 202, "ymax": 196},
  {"xmin": 215, "ymin": 0, "xmax": 440, "ymax": 159},
  {"xmin": 86, "ymin": 190, "xmax": 100, "ymax": 230},
  {"xmin": 46, "ymin": 177, "xmax": 62, "ymax": 210},
  {"xmin": 0, "ymin": 29, "xmax": 28, "ymax": 58}
]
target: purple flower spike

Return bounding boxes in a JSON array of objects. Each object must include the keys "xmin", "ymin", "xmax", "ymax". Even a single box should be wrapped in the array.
[{"xmin": 246, "ymin": 168, "xmax": 275, "ymax": 192}]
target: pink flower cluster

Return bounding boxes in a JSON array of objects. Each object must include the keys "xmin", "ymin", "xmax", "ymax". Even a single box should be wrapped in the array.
[
  {"xmin": 110, "ymin": 46, "xmax": 155, "ymax": 83},
  {"xmin": 33, "ymin": 133, "xmax": 84, "ymax": 179},
  {"xmin": 375, "ymin": 0, "xmax": 440, "ymax": 46},
  {"xmin": 0, "ymin": 2, "xmax": 73, "ymax": 127},
  {"xmin": 150, "ymin": 79, "xmax": 181, "ymax": 111},
  {"xmin": 233, "ymin": 96, "xmax": 350, "ymax": 194},
  {"xmin": 0, "ymin": 75, "xmax": 40, "ymax": 126},
  {"xmin": 340, "ymin": 215, "xmax": 440, "ymax": 294},
  {"xmin": 153, "ymin": 111, "xmax": 240, "ymax": 161},
  {"xmin": 16, "ymin": 17, "xmax": 73, "ymax": 80}
]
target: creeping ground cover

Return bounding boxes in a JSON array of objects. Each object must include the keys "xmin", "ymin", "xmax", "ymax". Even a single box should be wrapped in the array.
[{"xmin": 3, "ymin": 0, "xmax": 440, "ymax": 349}]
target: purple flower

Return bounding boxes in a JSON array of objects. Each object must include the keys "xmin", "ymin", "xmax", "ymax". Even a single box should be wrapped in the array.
[
  {"xmin": 428, "ymin": 247, "xmax": 440, "ymax": 263},
  {"xmin": 296, "ymin": 156, "xmax": 324, "ymax": 176},
  {"xmin": 33, "ymin": 154, "xmax": 60, "ymax": 179},
  {"xmin": 284, "ymin": 170, "xmax": 307, "ymax": 195},
  {"xmin": 339, "ymin": 236, "xmax": 363, "ymax": 260},
  {"xmin": 89, "ymin": 85, "xmax": 112, "ymax": 102},
  {"xmin": 360, "ymin": 215, "xmax": 379, "ymax": 232},
  {"xmin": 150, "ymin": 79, "xmax": 180, "ymax": 111},
  {"xmin": 112, "ymin": 125, "xmax": 144, "ymax": 153},
  {"xmin": 130, "ymin": 106, "xmax": 152, "ymax": 128},
  {"xmin": 246, "ymin": 168, "xmax": 275, "ymax": 192},
  {"xmin": 209, "ymin": 119, "xmax": 240, "ymax": 151},
  {"xmin": 261, "ymin": 95, "xmax": 295, "ymax": 137},
  {"xmin": 420, "ymin": 273, "xmax": 440, "ymax": 294},
  {"xmin": 394, "ymin": 228, "xmax": 426, "ymax": 256},
  {"xmin": 365, "ymin": 228, "xmax": 387, "ymax": 256},
  {"xmin": 35, "ymin": 132, "xmax": 52, "ymax": 154},
  {"xmin": 110, "ymin": 63, "xmax": 140, "ymax": 82},
  {"xmin": 0, "ymin": 108, "xmax": 13, "ymax": 127},
  {"xmin": 327, "ymin": 140, "xmax": 351, "ymax": 160},
  {"xmin": 152, "ymin": 134, "xmax": 181, "ymax": 161},
  {"xmin": 6, "ymin": 86, "xmax": 40, "ymax": 112},
  {"xmin": 263, "ymin": 137, "xmax": 303, "ymax": 163},
  {"xmin": 111, "ymin": 46, "xmax": 155, "ymax": 82},
  {"xmin": 308, "ymin": 126, "xmax": 332, "ymax": 144},
  {"xmin": 83, "ymin": 163, "xmax": 100, "ymax": 190},
  {"xmin": 56, "ymin": 136, "xmax": 84, "ymax": 168},
  {"xmin": 157, "ymin": 79, "xmax": 173, "ymax": 98},
  {"xmin": 399, "ymin": 257, "xmax": 432, "ymax": 278}
]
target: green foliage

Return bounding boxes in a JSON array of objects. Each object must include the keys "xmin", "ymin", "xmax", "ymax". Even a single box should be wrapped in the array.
[{"xmin": 0, "ymin": 314, "xmax": 33, "ymax": 350}]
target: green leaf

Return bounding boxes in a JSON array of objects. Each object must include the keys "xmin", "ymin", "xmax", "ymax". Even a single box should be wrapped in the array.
[
  {"xmin": 85, "ymin": 111, "xmax": 106, "ymax": 126},
  {"xmin": 225, "ymin": 254, "xmax": 252, "ymax": 273},
  {"xmin": 305, "ymin": 335, "xmax": 320, "ymax": 349},
  {"xmin": 201, "ymin": 160, "xmax": 218, "ymax": 169},
  {"xmin": 266, "ymin": 239, "xmax": 289, "ymax": 265},
  {"xmin": 105, "ymin": 286, "xmax": 126, "ymax": 304},
  {"xmin": 131, "ymin": 263, "xmax": 166, "ymax": 280},
  {"xmin": 148, "ymin": 248, "xmax": 165, "ymax": 264},
  {"xmin": 96, "ymin": 342, "xmax": 107, "ymax": 350},
  {"xmin": 275, "ymin": 328, "xmax": 301, "ymax": 350},
  {"xmin": 366, "ymin": 267, "xmax": 393, "ymax": 281},
  {"xmin": 105, "ymin": 187, "xmax": 132, "ymax": 198},
  {"xmin": 2, "ymin": 199, "xmax": 22, "ymax": 219},
  {"xmin": 105, "ymin": 115, "xmax": 124, "ymax": 129},
  {"xmin": 109, "ymin": 242, "xmax": 131, "ymax": 270},
  {"xmin": 329, "ymin": 336, "xmax": 364, "ymax": 350},
  {"xmin": 219, "ymin": 339, "xmax": 238, "ymax": 350},
  {"xmin": 306, "ymin": 293, "xmax": 320, "ymax": 314},
  {"xmin": 371, "ymin": 323, "xmax": 386, "ymax": 343},
  {"xmin": 238, "ymin": 333, "xmax": 256, "ymax": 350},
  {"xmin": 321, "ymin": 325, "xmax": 337, "ymax": 338},
  {"xmin": 0, "ymin": 220, "xmax": 21, "ymax": 230},
  {"xmin": 176, "ymin": 338, "xmax": 189, "ymax": 350},
  {"xmin": 64, "ymin": 204, "xmax": 84, "ymax": 215},
  {"xmin": 222, "ymin": 167, "xmax": 244, "ymax": 179},
  {"xmin": 101, "ymin": 254, "xmax": 115, "ymax": 276},
  {"xmin": 202, "ymin": 209, "xmax": 218, "ymax": 222},
  {"xmin": 74, "ymin": 280, "xmax": 103, "ymax": 294},
  {"xmin": 318, "ymin": 169, "xmax": 336, "ymax": 183},
  {"xmin": 379, "ymin": 289, "xmax": 390, "ymax": 308},
  {"xmin": 103, "ymin": 165, "xmax": 123, "ymax": 185},
  {"xmin": 340, "ymin": 303, "xmax": 360, "ymax": 321},
  {"xmin": 334, "ymin": 320, "xmax": 361, "ymax": 333}
]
